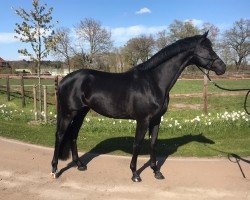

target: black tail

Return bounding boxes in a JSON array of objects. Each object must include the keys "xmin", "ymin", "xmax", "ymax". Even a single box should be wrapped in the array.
[
  {"xmin": 56, "ymin": 88, "xmax": 71, "ymax": 161},
  {"xmin": 58, "ymin": 130, "xmax": 71, "ymax": 160}
]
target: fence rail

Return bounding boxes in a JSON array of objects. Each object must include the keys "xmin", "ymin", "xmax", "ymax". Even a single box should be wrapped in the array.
[{"xmin": 0, "ymin": 73, "xmax": 249, "ymax": 122}]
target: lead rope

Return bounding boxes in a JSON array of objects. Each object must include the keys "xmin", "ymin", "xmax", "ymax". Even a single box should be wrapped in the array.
[{"xmin": 197, "ymin": 66, "xmax": 250, "ymax": 115}]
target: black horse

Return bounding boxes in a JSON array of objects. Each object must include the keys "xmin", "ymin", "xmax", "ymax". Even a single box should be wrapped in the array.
[{"xmin": 51, "ymin": 31, "xmax": 226, "ymax": 182}]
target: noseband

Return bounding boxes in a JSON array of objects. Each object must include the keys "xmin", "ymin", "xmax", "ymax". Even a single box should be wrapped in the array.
[{"xmin": 193, "ymin": 53, "xmax": 220, "ymax": 70}]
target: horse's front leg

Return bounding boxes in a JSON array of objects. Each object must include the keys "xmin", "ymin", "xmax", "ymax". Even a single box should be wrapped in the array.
[
  {"xmin": 130, "ymin": 119, "xmax": 149, "ymax": 182},
  {"xmin": 149, "ymin": 118, "xmax": 165, "ymax": 180}
]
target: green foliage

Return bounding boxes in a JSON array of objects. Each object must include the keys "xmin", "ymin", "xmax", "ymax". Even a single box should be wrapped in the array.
[
  {"xmin": 14, "ymin": 0, "xmax": 57, "ymax": 61},
  {"xmin": 168, "ymin": 20, "xmax": 201, "ymax": 42}
]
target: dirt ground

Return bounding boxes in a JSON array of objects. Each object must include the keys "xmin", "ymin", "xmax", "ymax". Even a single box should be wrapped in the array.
[{"xmin": 0, "ymin": 137, "xmax": 249, "ymax": 200}]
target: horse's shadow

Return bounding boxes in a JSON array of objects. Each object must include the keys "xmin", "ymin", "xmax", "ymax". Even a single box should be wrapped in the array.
[{"xmin": 56, "ymin": 133, "xmax": 214, "ymax": 177}]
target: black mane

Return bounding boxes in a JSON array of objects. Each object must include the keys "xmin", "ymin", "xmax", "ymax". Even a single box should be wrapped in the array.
[{"xmin": 134, "ymin": 35, "xmax": 202, "ymax": 71}]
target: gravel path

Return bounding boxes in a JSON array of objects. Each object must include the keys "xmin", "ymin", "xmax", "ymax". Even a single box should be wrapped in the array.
[{"xmin": 0, "ymin": 137, "xmax": 249, "ymax": 200}]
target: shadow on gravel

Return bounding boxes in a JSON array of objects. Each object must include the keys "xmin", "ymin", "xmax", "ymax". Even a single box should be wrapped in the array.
[
  {"xmin": 57, "ymin": 133, "xmax": 215, "ymax": 178},
  {"xmin": 203, "ymin": 145, "xmax": 250, "ymax": 178}
]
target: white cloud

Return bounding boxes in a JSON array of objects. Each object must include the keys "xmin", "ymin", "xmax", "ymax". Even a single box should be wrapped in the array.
[
  {"xmin": 17, "ymin": 55, "xmax": 30, "ymax": 60},
  {"xmin": 184, "ymin": 19, "xmax": 204, "ymax": 28},
  {"xmin": 0, "ymin": 32, "xmax": 18, "ymax": 43},
  {"xmin": 111, "ymin": 25, "xmax": 167, "ymax": 45},
  {"xmin": 135, "ymin": 7, "xmax": 151, "ymax": 15}
]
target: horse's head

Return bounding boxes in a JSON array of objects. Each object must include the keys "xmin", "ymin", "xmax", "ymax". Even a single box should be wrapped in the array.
[
  {"xmin": 191, "ymin": 31, "xmax": 226, "ymax": 75},
  {"xmin": 191, "ymin": 133, "xmax": 215, "ymax": 144}
]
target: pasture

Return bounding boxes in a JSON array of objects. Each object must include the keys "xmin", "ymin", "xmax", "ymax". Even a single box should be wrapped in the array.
[{"xmin": 0, "ymin": 78, "xmax": 249, "ymax": 157}]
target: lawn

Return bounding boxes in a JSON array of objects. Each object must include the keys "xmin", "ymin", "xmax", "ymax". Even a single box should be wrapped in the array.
[{"xmin": 0, "ymin": 78, "xmax": 249, "ymax": 157}]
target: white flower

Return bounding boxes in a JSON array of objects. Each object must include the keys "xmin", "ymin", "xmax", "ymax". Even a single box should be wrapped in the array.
[
  {"xmin": 174, "ymin": 120, "xmax": 179, "ymax": 126},
  {"xmin": 168, "ymin": 124, "xmax": 172, "ymax": 128},
  {"xmin": 129, "ymin": 119, "xmax": 131, "ymax": 122},
  {"xmin": 98, "ymin": 118, "xmax": 101, "ymax": 121},
  {"xmin": 119, "ymin": 120, "xmax": 122, "ymax": 123},
  {"xmin": 54, "ymin": 114, "xmax": 57, "ymax": 118},
  {"xmin": 49, "ymin": 112, "xmax": 53, "ymax": 115},
  {"xmin": 86, "ymin": 118, "xmax": 90, "ymax": 122},
  {"xmin": 194, "ymin": 116, "xmax": 201, "ymax": 122},
  {"xmin": 113, "ymin": 121, "xmax": 116, "ymax": 125}
]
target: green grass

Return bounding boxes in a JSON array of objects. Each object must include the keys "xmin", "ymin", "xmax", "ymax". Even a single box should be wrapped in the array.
[
  {"xmin": 0, "ymin": 115, "xmax": 249, "ymax": 157},
  {"xmin": 171, "ymin": 79, "xmax": 250, "ymax": 94},
  {"xmin": 0, "ymin": 100, "xmax": 249, "ymax": 157},
  {"xmin": 0, "ymin": 77, "xmax": 54, "ymax": 86},
  {"xmin": 0, "ymin": 78, "xmax": 249, "ymax": 157}
]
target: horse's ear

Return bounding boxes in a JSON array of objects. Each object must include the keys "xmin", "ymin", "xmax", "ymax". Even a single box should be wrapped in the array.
[
  {"xmin": 203, "ymin": 30, "xmax": 209, "ymax": 38},
  {"xmin": 199, "ymin": 31, "xmax": 209, "ymax": 43}
]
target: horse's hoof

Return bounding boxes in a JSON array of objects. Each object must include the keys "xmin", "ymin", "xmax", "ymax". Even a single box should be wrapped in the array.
[
  {"xmin": 154, "ymin": 171, "xmax": 165, "ymax": 180},
  {"xmin": 50, "ymin": 172, "xmax": 58, "ymax": 179},
  {"xmin": 77, "ymin": 165, "xmax": 87, "ymax": 171},
  {"xmin": 131, "ymin": 174, "xmax": 142, "ymax": 182}
]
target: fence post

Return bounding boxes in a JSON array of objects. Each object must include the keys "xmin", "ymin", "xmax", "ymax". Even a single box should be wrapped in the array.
[
  {"xmin": 54, "ymin": 76, "xmax": 58, "ymax": 111},
  {"xmin": 33, "ymin": 85, "xmax": 38, "ymax": 121},
  {"xmin": 20, "ymin": 75, "xmax": 25, "ymax": 107},
  {"xmin": 6, "ymin": 75, "xmax": 10, "ymax": 101},
  {"xmin": 203, "ymin": 72, "xmax": 208, "ymax": 115},
  {"xmin": 43, "ymin": 85, "xmax": 47, "ymax": 123}
]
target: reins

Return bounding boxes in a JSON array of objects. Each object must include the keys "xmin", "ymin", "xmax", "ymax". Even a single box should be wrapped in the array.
[{"xmin": 197, "ymin": 66, "xmax": 250, "ymax": 115}]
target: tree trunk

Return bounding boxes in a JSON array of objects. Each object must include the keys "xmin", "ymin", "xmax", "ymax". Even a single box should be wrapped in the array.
[{"xmin": 38, "ymin": 60, "xmax": 42, "ymax": 115}]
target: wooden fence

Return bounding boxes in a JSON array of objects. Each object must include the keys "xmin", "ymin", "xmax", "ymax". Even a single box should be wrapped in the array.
[
  {"xmin": 0, "ymin": 74, "xmax": 61, "ymax": 121},
  {"xmin": 0, "ymin": 73, "xmax": 249, "ymax": 122}
]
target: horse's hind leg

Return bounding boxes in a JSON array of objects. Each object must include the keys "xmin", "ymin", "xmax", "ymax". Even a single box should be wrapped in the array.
[
  {"xmin": 69, "ymin": 107, "xmax": 90, "ymax": 171},
  {"xmin": 130, "ymin": 119, "xmax": 149, "ymax": 182},
  {"xmin": 51, "ymin": 113, "xmax": 74, "ymax": 178}
]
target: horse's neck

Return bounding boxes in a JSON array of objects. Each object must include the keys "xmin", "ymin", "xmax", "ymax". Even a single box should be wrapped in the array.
[{"xmin": 151, "ymin": 51, "xmax": 193, "ymax": 94}]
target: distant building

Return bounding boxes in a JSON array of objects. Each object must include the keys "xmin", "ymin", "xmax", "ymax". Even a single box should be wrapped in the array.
[{"xmin": 0, "ymin": 57, "xmax": 11, "ymax": 68}]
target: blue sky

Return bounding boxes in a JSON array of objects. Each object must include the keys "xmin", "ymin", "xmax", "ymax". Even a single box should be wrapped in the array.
[{"xmin": 0, "ymin": 0, "xmax": 249, "ymax": 60}]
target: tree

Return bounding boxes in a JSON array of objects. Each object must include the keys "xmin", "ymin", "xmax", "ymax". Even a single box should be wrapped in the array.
[
  {"xmin": 201, "ymin": 22, "xmax": 220, "ymax": 44},
  {"xmin": 222, "ymin": 19, "xmax": 250, "ymax": 70},
  {"xmin": 168, "ymin": 20, "xmax": 200, "ymax": 42},
  {"xmin": 14, "ymin": 0, "xmax": 57, "ymax": 115},
  {"xmin": 54, "ymin": 27, "xmax": 73, "ymax": 73},
  {"xmin": 155, "ymin": 30, "xmax": 170, "ymax": 51},
  {"xmin": 122, "ymin": 35, "xmax": 155, "ymax": 67},
  {"xmin": 75, "ymin": 18, "xmax": 113, "ymax": 68}
]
